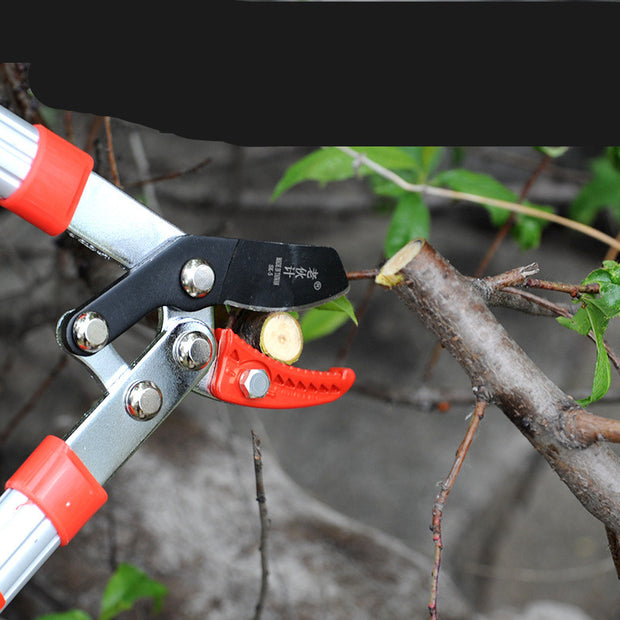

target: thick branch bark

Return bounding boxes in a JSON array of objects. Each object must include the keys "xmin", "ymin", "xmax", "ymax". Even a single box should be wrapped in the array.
[{"xmin": 376, "ymin": 239, "xmax": 620, "ymax": 534}]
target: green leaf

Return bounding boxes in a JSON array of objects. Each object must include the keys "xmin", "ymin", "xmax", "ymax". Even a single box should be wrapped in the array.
[
  {"xmin": 99, "ymin": 563, "xmax": 168, "ymax": 620},
  {"xmin": 433, "ymin": 169, "xmax": 518, "ymax": 226},
  {"xmin": 570, "ymin": 155, "xmax": 620, "ymax": 225},
  {"xmin": 577, "ymin": 304, "xmax": 611, "ymax": 407},
  {"xmin": 384, "ymin": 193, "xmax": 430, "ymax": 258},
  {"xmin": 37, "ymin": 612, "xmax": 92, "ymax": 620},
  {"xmin": 534, "ymin": 146, "xmax": 569, "ymax": 159},
  {"xmin": 434, "ymin": 168, "xmax": 552, "ymax": 250},
  {"xmin": 271, "ymin": 147, "xmax": 421, "ymax": 201},
  {"xmin": 557, "ymin": 306, "xmax": 591, "ymax": 335},
  {"xmin": 301, "ymin": 308, "xmax": 349, "ymax": 342},
  {"xmin": 315, "ymin": 296, "xmax": 358, "ymax": 325},
  {"xmin": 509, "ymin": 201, "xmax": 554, "ymax": 250},
  {"xmin": 606, "ymin": 147, "xmax": 620, "ymax": 172},
  {"xmin": 300, "ymin": 296, "xmax": 357, "ymax": 342},
  {"xmin": 400, "ymin": 147, "xmax": 444, "ymax": 181}
]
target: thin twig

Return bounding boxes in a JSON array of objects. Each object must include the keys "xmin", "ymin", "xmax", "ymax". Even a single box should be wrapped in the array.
[
  {"xmin": 83, "ymin": 116, "xmax": 105, "ymax": 155},
  {"xmin": 502, "ymin": 287, "xmax": 620, "ymax": 372},
  {"xmin": 335, "ymin": 146, "xmax": 620, "ymax": 253},
  {"xmin": 346, "ymin": 269, "xmax": 379, "ymax": 281},
  {"xmin": 124, "ymin": 157, "xmax": 212, "ymax": 189},
  {"xmin": 104, "ymin": 116, "xmax": 121, "ymax": 188},
  {"xmin": 474, "ymin": 214, "xmax": 516, "ymax": 278},
  {"xmin": 605, "ymin": 232, "xmax": 620, "ymax": 262},
  {"xmin": 480, "ymin": 263, "xmax": 540, "ymax": 290},
  {"xmin": 337, "ymin": 276, "xmax": 376, "ymax": 363},
  {"xmin": 429, "ymin": 399, "xmax": 487, "ymax": 620},
  {"xmin": 251, "ymin": 430, "xmax": 270, "ymax": 620},
  {"xmin": 523, "ymin": 278, "xmax": 600, "ymax": 297},
  {"xmin": 568, "ymin": 410, "xmax": 620, "ymax": 446},
  {"xmin": 475, "ymin": 154, "xmax": 552, "ymax": 277},
  {"xmin": 0, "ymin": 356, "xmax": 68, "ymax": 446}
]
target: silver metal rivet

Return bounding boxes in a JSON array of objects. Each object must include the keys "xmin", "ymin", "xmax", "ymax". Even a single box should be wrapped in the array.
[
  {"xmin": 72, "ymin": 311, "xmax": 109, "ymax": 352},
  {"xmin": 174, "ymin": 331, "xmax": 213, "ymax": 370},
  {"xmin": 126, "ymin": 381, "xmax": 163, "ymax": 420},
  {"xmin": 239, "ymin": 368, "xmax": 270, "ymax": 399},
  {"xmin": 180, "ymin": 258, "xmax": 215, "ymax": 298}
]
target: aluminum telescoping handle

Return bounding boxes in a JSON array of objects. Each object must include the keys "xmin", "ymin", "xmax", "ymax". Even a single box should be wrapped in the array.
[
  {"xmin": 0, "ymin": 104, "xmax": 183, "ymax": 268},
  {"xmin": 0, "ymin": 489, "xmax": 61, "ymax": 611},
  {"xmin": 0, "ymin": 435, "xmax": 109, "ymax": 611},
  {"xmin": 0, "ymin": 105, "xmax": 39, "ymax": 199}
]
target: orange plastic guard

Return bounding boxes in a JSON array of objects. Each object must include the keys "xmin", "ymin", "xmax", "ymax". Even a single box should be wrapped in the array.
[
  {"xmin": 0, "ymin": 124, "xmax": 93, "ymax": 236},
  {"xmin": 5, "ymin": 436, "xmax": 108, "ymax": 546},
  {"xmin": 210, "ymin": 328, "xmax": 355, "ymax": 409}
]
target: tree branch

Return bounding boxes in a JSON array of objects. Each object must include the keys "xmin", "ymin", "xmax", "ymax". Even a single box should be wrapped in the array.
[{"xmin": 376, "ymin": 240, "xmax": 620, "ymax": 539}]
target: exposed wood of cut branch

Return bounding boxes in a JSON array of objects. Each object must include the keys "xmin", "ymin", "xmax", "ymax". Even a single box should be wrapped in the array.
[
  {"xmin": 233, "ymin": 311, "xmax": 303, "ymax": 365},
  {"xmin": 376, "ymin": 239, "xmax": 620, "ymax": 537}
]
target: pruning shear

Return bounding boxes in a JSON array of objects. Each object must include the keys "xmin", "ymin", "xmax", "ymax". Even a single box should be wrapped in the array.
[{"xmin": 0, "ymin": 104, "xmax": 355, "ymax": 611}]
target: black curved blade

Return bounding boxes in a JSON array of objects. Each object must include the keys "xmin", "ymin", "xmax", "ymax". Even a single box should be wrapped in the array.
[
  {"xmin": 61, "ymin": 235, "xmax": 350, "ymax": 356},
  {"xmin": 221, "ymin": 239, "xmax": 349, "ymax": 311}
]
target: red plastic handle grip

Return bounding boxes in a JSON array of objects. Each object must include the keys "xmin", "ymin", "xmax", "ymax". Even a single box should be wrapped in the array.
[
  {"xmin": 5, "ymin": 435, "xmax": 107, "ymax": 545},
  {"xmin": 210, "ymin": 328, "xmax": 355, "ymax": 409},
  {"xmin": 0, "ymin": 124, "xmax": 93, "ymax": 235}
]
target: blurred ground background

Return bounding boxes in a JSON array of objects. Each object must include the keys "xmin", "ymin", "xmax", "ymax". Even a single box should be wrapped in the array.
[{"xmin": 1, "ymin": 68, "xmax": 620, "ymax": 619}]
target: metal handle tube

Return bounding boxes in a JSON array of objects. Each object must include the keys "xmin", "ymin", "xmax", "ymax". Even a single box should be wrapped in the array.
[
  {"xmin": 0, "ymin": 489, "xmax": 61, "ymax": 611},
  {"xmin": 0, "ymin": 103, "xmax": 182, "ymax": 266},
  {"xmin": 0, "ymin": 105, "xmax": 39, "ymax": 199}
]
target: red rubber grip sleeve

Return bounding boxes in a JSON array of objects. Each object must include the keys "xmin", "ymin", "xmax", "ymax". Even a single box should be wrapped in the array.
[
  {"xmin": 0, "ymin": 124, "xmax": 93, "ymax": 236},
  {"xmin": 5, "ymin": 436, "xmax": 108, "ymax": 546},
  {"xmin": 210, "ymin": 328, "xmax": 355, "ymax": 408}
]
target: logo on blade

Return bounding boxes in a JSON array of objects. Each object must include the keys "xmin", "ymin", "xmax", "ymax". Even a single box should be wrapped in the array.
[{"xmin": 268, "ymin": 258, "xmax": 320, "ymax": 288}]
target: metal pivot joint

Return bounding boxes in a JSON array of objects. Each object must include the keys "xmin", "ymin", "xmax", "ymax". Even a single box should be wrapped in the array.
[
  {"xmin": 174, "ymin": 331, "xmax": 213, "ymax": 371},
  {"xmin": 181, "ymin": 258, "xmax": 215, "ymax": 298},
  {"xmin": 125, "ymin": 381, "xmax": 163, "ymax": 420},
  {"xmin": 72, "ymin": 311, "xmax": 109, "ymax": 353}
]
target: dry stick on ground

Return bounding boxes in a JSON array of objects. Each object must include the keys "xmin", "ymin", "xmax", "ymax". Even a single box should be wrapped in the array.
[
  {"xmin": 376, "ymin": 239, "xmax": 620, "ymax": 617},
  {"xmin": 429, "ymin": 399, "xmax": 487, "ymax": 620},
  {"xmin": 251, "ymin": 430, "xmax": 270, "ymax": 620}
]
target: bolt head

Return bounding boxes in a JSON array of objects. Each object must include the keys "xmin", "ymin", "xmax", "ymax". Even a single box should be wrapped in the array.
[
  {"xmin": 72, "ymin": 311, "xmax": 109, "ymax": 352},
  {"xmin": 175, "ymin": 331, "xmax": 213, "ymax": 370},
  {"xmin": 181, "ymin": 258, "xmax": 215, "ymax": 298},
  {"xmin": 126, "ymin": 381, "xmax": 163, "ymax": 420},
  {"xmin": 239, "ymin": 368, "xmax": 271, "ymax": 399}
]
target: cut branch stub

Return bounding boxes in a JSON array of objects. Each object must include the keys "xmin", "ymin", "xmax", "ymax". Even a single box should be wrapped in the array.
[
  {"xmin": 233, "ymin": 310, "xmax": 303, "ymax": 365},
  {"xmin": 376, "ymin": 239, "xmax": 620, "ymax": 534}
]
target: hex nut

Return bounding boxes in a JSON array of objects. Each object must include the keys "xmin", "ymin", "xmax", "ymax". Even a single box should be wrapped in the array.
[{"xmin": 239, "ymin": 368, "xmax": 270, "ymax": 399}]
